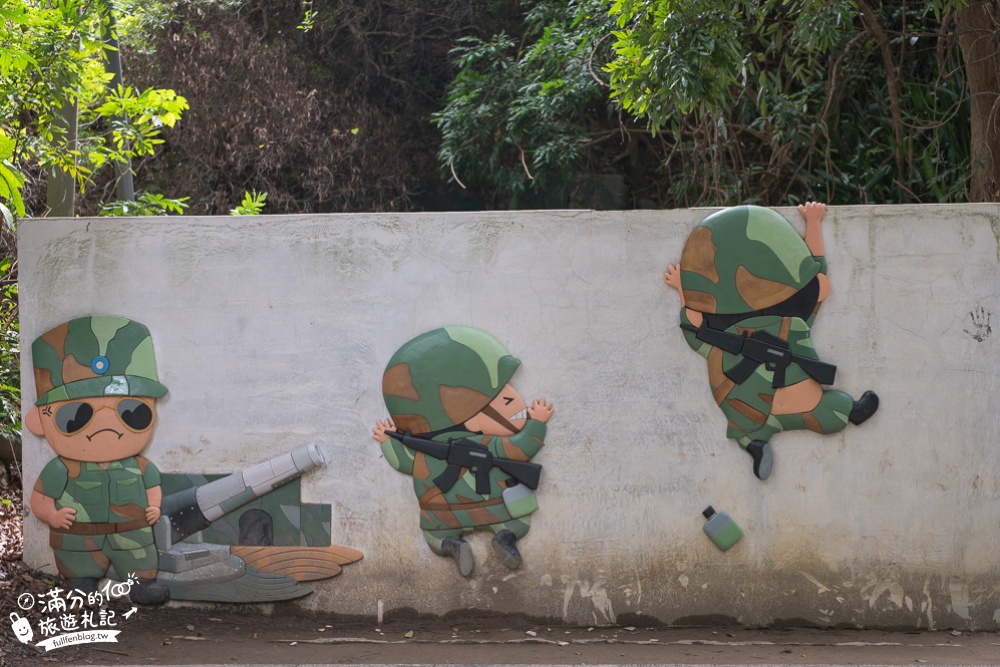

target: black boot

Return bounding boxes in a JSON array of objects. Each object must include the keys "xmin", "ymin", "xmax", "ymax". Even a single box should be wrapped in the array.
[
  {"xmin": 65, "ymin": 578, "xmax": 99, "ymax": 596},
  {"xmin": 129, "ymin": 579, "xmax": 170, "ymax": 605},
  {"xmin": 491, "ymin": 530, "xmax": 522, "ymax": 570},
  {"xmin": 746, "ymin": 441, "xmax": 773, "ymax": 481},
  {"xmin": 441, "ymin": 537, "xmax": 474, "ymax": 577},
  {"xmin": 849, "ymin": 390, "xmax": 879, "ymax": 425}
]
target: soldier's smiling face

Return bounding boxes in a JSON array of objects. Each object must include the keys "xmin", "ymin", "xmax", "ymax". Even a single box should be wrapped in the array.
[
  {"xmin": 465, "ymin": 383, "xmax": 527, "ymax": 436},
  {"xmin": 27, "ymin": 396, "xmax": 158, "ymax": 463}
]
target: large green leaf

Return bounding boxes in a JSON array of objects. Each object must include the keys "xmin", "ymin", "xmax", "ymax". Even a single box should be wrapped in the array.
[{"xmin": 0, "ymin": 161, "xmax": 25, "ymax": 218}]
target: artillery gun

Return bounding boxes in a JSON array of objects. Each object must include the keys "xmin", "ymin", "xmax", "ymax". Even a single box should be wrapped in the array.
[{"xmin": 110, "ymin": 444, "xmax": 361, "ymax": 602}]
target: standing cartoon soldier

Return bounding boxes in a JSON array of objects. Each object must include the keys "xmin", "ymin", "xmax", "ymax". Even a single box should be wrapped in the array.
[
  {"xmin": 372, "ymin": 327, "xmax": 553, "ymax": 577},
  {"xmin": 28, "ymin": 316, "xmax": 170, "ymax": 604},
  {"xmin": 664, "ymin": 203, "xmax": 878, "ymax": 480}
]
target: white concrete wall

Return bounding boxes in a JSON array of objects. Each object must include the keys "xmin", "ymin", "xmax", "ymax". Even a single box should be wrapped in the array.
[{"xmin": 19, "ymin": 205, "xmax": 1000, "ymax": 629}]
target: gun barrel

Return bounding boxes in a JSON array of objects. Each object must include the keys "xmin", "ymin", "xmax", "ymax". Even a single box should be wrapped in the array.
[{"xmin": 162, "ymin": 443, "xmax": 326, "ymax": 544}]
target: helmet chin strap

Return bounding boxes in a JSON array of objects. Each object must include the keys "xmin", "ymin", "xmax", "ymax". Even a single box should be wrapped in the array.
[{"xmin": 478, "ymin": 404, "xmax": 520, "ymax": 434}]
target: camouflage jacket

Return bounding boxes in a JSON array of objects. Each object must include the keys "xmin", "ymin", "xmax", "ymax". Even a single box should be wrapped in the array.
[
  {"xmin": 34, "ymin": 455, "xmax": 160, "ymax": 527},
  {"xmin": 380, "ymin": 420, "xmax": 546, "ymax": 528},
  {"xmin": 680, "ymin": 255, "xmax": 829, "ymax": 390}
]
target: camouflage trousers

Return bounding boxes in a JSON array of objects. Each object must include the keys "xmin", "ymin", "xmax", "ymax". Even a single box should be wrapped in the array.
[
  {"xmin": 423, "ymin": 517, "xmax": 531, "ymax": 555},
  {"xmin": 51, "ymin": 528, "xmax": 158, "ymax": 580},
  {"xmin": 719, "ymin": 379, "xmax": 853, "ymax": 448}
]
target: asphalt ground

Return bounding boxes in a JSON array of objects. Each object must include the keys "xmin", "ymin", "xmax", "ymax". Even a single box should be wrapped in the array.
[{"xmin": 7, "ymin": 605, "xmax": 998, "ymax": 667}]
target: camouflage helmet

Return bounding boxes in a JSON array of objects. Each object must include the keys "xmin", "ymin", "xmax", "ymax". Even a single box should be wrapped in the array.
[
  {"xmin": 679, "ymin": 205, "xmax": 822, "ymax": 314},
  {"xmin": 32, "ymin": 316, "xmax": 168, "ymax": 406},
  {"xmin": 382, "ymin": 327, "xmax": 520, "ymax": 433}
]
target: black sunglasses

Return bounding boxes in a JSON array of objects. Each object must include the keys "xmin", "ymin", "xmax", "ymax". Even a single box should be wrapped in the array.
[{"xmin": 54, "ymin": 398, "xmax": 155, "ymax": 435}]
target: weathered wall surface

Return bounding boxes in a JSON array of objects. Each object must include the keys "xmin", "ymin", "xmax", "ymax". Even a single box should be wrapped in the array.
[{"xmin": 19, "ymin": 205, "xmax": 1000, "ymax": 629}]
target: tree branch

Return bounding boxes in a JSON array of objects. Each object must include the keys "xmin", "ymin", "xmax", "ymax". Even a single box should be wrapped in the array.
[{"xmin": 857, "ymin": 0, "xmax": 906, "ymax": 182}]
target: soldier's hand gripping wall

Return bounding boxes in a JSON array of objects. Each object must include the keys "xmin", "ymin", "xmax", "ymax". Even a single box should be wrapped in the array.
[
  {"xmin": 663, "ymin": 204, "xmax": 879, "ymax": 481},
  {"xmin": 373, "ymin": 327, "xmax": 553, "ymax": 578}
]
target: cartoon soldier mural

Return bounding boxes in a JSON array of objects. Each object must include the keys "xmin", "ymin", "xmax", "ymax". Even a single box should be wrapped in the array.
[
  {"xmin": 372, "ymin": 327, "xmax": 553, "ymax": 577},
  {"xmin": 28, "ymin": 316, "xmax": 170, "ymax": 604},
  {"xmin": 663, "ymin": 203, "xmax": 879, "ymax": 481}
]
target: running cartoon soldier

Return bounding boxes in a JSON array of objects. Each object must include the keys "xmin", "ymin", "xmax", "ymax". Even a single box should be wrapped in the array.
[
  {"xmin": 28, "ymin": 316, "xmax": 170, "ymax": 604},
  {"xmin": 372, "ymin": 327, "xmax": 553, "ymax": 577},
  {"xmin": 663, "ymin": 203, "xmax": 878, "ymax": 481}
]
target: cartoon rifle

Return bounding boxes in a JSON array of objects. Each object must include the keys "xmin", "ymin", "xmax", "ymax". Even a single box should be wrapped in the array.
[
  {"xmin": 385, "ymin": 430, "xmax": 542, "ymax": 494},
  {"xmin": 681, "ymin": 322, "xmax": 836, "ymax": 387}
]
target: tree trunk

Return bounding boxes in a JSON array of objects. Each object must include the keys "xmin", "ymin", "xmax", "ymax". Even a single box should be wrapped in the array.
[
  {"xmin": 101, "ymin": 0, "xmax": 135, "ymax": 203},
  {"xmin": 45, "ymin": 98, "xmax": 77, "ymax": 218},
  {"xmin": 956, "ymin": 1, "xmax": 1000, "ymax": 201}
]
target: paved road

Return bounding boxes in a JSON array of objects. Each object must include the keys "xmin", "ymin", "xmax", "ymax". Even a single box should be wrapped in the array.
[
  {"xmin": 11, "ymin": 605, "xmax": 998, "ymax": 666},
  {"xmin": 47, "ymin": 625, "xmax": 1000, "ymax": 667}
]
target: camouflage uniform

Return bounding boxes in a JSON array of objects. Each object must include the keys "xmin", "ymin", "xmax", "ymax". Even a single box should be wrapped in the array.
[
  {"xmin": 380, "ymin": 327, "xmax": 545, "ymax": 556},
  {"xmin": 379, "ymin": 422, "xmax": 545, "ymax": 554},
  {"xmin": 31, "ymin": 316, "xmax": 168, "ymax": 580},
  {"xmin": 32, "ymin": 317, "xmax": 167, "ymax": 406},
  {"xmin": 677, "ymin": 206, "xmax": 855, "ymax": 449},
  {"xmin": 34, "ymin": 455, "xmax": 160, "ymax": 579}
]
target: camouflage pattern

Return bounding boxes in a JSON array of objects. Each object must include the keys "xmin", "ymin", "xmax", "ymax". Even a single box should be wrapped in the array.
[
  {"xmin": 32, "ymin": 316, "xmax": 168, "ymax": 406},
  {"xmin": 680, "ymin": 310, "xmax": 851, "ymax": 447},
  {"xmin": 379, "ymin": 421, "xmax": 546, "ymax": 554},
  {"xmin": 380, "ymin": 327, "xmax": 544, "ymax": 555},
  {"xmin": 382, "ymin": 327, "xmax": 520, "ymax": 433},
  {"xmin": 677, "ymin": 204, "xmax": 857, "ymax": 449},
  {"xmin": 33, "ymin": 455, "xmax": 159, "ymax": 578},
  {"xmin": 679, "ymin": 206, "xmax": 823, "ymax": 314},
  {"xmin": 159, "ymin": 474, "xmax": 333, "ymax": 547}
]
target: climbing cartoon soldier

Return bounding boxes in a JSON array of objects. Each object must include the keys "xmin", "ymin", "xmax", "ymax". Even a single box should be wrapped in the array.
[
  {"xmin": 28, "ymin": 316, "xmax": 171, "ymax": 604},
  {"xmin": 372, "ymin": 327, "xmax": 553, "ymax": 577},
  {"xmin": 663, "ymin": 203, "xmax": 878, "ymax": 481}
]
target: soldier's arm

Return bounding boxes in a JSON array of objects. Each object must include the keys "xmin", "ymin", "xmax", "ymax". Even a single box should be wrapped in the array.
[
  {"xmin": 680, "ymin": 308, "xmax": 712, "ymax": 358},
  {"xmin": 798, "ymin": 203, "xmax": 831, "ymax": 324},
  {"xmin": 379, "ymin": 437, "xmax": 417, "ymax": 474},
  {"xmin": 137, "ymin": 456, "xmax": 163, "ymax": 524},
  {"xmin": 799, "ymin": 202, "xmax": 826, "ymax": 257},
  {"xmin": 31, "ymin": 459, "xmax": 75, "ymax": 529},
  {"xmin": 488, "ymin": 419, "xmax": 547, "ymax": 461},
  {"xmin": 371, "ymin": 418, "xmax": 416, "ymax": 474},
  {"xmin": 30, "ymin": 490, "xmax": 76, "ymax": 530},
  {"xmin": 665, "ymin": 263, "xmax": 705, "ymax": 325},
  {"xmin": 666, "ymin": 263, "xmax": 706, "ymax": 350},
  {"xmin": 145, "ymin": 486, "xmax": 162, "ymax": 525}
]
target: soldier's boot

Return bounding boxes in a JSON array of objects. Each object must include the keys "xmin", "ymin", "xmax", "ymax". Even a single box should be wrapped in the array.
[
  {"xmin": 491, "ymin": 530, "xmax": 522, "ymax": 570},
  {"xmin": 849, "ymin": 390, "xmax": 879, "ymax": 425},
  {"xmin": 129, "ymin": 579, "xmax": 170, "ymax": 605},
  {"xmin": 441, "ymin": 538, "xmax": 474, "ymax": 577},
  {"xmin": 65, "ymin": 578, "xmax": 99, "ymax": 595},
  {"xmin": 746, "ymin": 441, "xmax": 773, "ymax": 481}
]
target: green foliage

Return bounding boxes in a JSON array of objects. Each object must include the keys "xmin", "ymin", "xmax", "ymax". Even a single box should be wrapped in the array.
[
  {"xmin": 435, "ymin": 0, "xmax": 972, "ymax": 208},
  {"xmin": 100, "ymin": 191, "xmax": 189, "ymax": 216},
  {"xmin": 0, "ymin": 131, "xmax": 25, "ymax": 221},
  {"xmin": 0, "ymin": 254, "xmax": 18, "ymax": 442},
  {"xmin": 602, "ymin": 0, "xmax": 971, "ymax": 205},
  {"xmin": 298, "ymin": 1, "xmax": 317, "ymax": 32},
  {"xmin": 230, "ymin": 190, "xmax": 267, "ymax": 216},
  {"xmin": 0, "ymin": 0, "xmax": 188, "ymax": 214},
  {"xmin": 605, "ymin": 0, "xmax": 755, "ymax": 123},
  {"xmin": 433, "ymin": 1, "xmax": 616, "ymax": 207}
]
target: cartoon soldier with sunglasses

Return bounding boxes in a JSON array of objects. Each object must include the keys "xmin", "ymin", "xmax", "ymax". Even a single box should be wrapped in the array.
[{"xmin": 28, "ymin": 316, "xmax": 171, "ymax": 604}]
